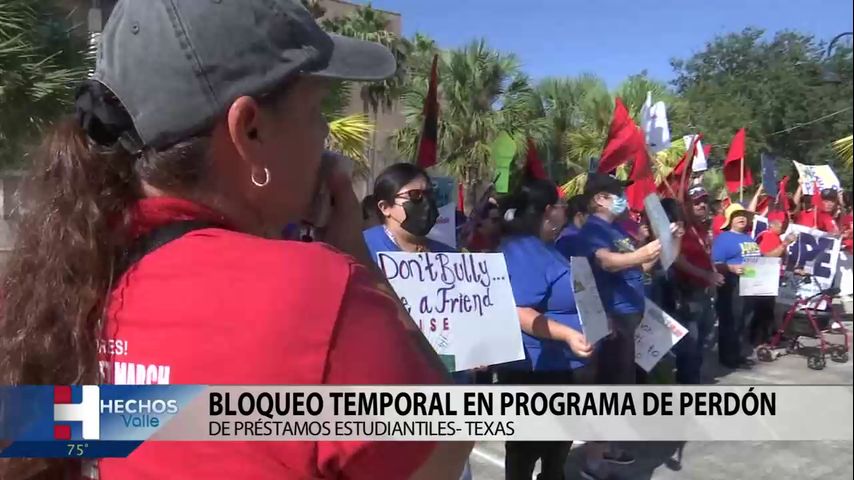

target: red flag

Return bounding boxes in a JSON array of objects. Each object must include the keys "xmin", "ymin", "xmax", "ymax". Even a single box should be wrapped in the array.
[
  {"xmin": 703, "ymin": 144, "xmax": 711, "ymax": 159},
  {"xmin": 457, "ymin": 182, "xmax": 465, "ymax": 212},
  {"xmin": 756, "ymin": 196, "xmax": 771, "ymax": 213},
  {"xmin": 416, "ymin": 55, "xmax": 440, "ymax": 169},
  {"xmin": 625, "ymin": 135, "xmax": 655, "ymax": 211},
  {"xmin": 723, "ymin": 128, "xmax": 753, "ymax": 193},
  {"xmin": 597, "ymin": 98, "xmax": 640, "ymax": 173},
  {"xmin": 525, "ymin": 138, "xmax": 548, "ymax": 180},
  {"xmin": 812, "ymin": 181, "xmax": 822, "ymax": 209},
  {"xmin": 776, "ymin": 176, "xmax": 790, "ymax": 212}
]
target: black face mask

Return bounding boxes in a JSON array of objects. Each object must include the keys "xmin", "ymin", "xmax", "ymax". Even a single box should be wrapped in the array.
[{"xmin": 400, "ymin": 197, "xmax": 439, "ymax": 237}]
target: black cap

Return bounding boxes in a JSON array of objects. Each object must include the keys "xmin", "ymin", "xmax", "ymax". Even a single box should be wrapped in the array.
[
  {"xmin": 820, "ymin": 188, "xmax": 839, "ymax": 200},
  {"xmin": 689, "ymin": 185, "xmax": 709, "ymax": 201},
  {"xmin": 93, "ymin": 0, "xmax": 396, "ymax": 150},
  {"xmin": 583, "ymin": 172, "xmax": 633, "ymax": 197}
]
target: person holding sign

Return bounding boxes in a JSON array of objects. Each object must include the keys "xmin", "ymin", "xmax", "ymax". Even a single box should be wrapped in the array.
[
  {"xmin": 578, "ymin": 173, "xmax": 662, "ymax": 385},
  {"xmin": 674, "ymin": 186, "xmax": 723, "ymax": 384},
  {"xmin": 362, "ymin": 163, "xmax": 476, "ymax": 480},
  {"xmin": 752, "ymin": 210, "xmax": 796, "ymax": 345},
  {"xmin": 794, "ymin": 186, "xmax": 840, "ymax": 234},
  {"xmin": 711, "ymin": 204, "xmax": 761, "ymax": 368},
  {"xmin": 496, "ymin": 179, "xmax": 601, "ymax": 480}
]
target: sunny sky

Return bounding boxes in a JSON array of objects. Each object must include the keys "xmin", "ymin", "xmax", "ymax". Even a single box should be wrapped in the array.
[{"xmin": 350, "ymin": 0, "xmax": 854, "ymax": 88}]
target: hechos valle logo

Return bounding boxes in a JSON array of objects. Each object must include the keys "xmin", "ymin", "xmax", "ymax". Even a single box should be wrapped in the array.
[{"xmin": 53, "ymin": 386, "xmax": 100, "ymax": 440}]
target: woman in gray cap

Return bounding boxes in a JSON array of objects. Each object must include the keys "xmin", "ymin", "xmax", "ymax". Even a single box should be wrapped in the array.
[{"xmin": 0, "ymin": 1, "xmax": 470, "ymax": 479}]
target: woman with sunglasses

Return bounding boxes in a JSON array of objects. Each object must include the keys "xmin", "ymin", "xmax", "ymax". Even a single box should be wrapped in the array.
[
  {"xmin": 0, "ymin": 1, "xmax": 470, "ymax": 479},
  {"xmin": 364, "ymin": 163, "xmax": 453, "ymax": 259},
  {"xmin": 363, "ymin": 162, "xmax": 474, "ymax": 480}
]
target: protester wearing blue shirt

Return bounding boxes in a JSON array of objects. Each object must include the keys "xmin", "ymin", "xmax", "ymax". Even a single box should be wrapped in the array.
[
  {"xmin": 555, "ymin": 194, "xmax": 589, "ymax": 259},
  {"xmin": 712, "ymin": 203, "xmax": 761, "ymax": 369},
  {"xmin": 578, "ymin": 173, "xmax": 662, "ymax": 386},
  {"xmin": 496, "ymin": 179, "xmax": 595, "ymax": 480},
  {"xmin": 362, "ymin": 163, "xmax": 474, "ymax": 480}
]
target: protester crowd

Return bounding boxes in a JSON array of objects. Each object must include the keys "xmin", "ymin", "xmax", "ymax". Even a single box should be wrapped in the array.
[{"xmin": 356, "ymin": 158, "xmax": 852, "ymax": 479}]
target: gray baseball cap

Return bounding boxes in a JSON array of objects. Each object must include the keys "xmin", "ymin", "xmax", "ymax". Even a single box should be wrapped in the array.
[{"xmin": 93, "ymin": 0, "xmax": 396, "ymax": 150}]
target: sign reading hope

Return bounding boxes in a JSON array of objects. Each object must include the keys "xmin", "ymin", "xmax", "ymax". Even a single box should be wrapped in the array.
[
  {"xmin": 753, "ymin": 215, "xmax": 842, "ymax": 307},
  {"xmin": 377, "ymin": 252, "xmax": 524, "ymax": 371}
]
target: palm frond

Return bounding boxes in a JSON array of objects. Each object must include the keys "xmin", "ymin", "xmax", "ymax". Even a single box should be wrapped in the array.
[
  {"xmin": 832, "ymin": 135, "xmax": 853, "ymax": 168},
  {"xmin": 327, "ymin": 114, "xmax": 374, "ymax": 171}
]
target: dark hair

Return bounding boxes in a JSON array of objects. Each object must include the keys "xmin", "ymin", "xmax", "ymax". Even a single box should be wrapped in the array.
[
  {"xmin": 0, "ymin": 84, "xmax": 292, "ymax": 477},
  {"xmin": 567, "ymin": 194, "xmax": 587, "ymax": 220},
  {"xmin": 372, "ymin": 163, "xmax": 430, "ymax": 223},
  {"xmin": 500, "ymin": 178, "xmax": 559, "ymax": 236},
  {"xmin": 361, "ymin": 194, "xmax": 377, "ymax": 221},
  {"xmin": 660, "ymin": 198, "xmax": 684, "ymax": 223}
]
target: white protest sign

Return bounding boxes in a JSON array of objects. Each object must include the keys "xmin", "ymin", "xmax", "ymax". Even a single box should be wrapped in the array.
[
  {"xmin": 429, "ymin": 203, "xmax": 457, "ymax": 248},
  {"xmin": 570, "ymin": 257, "xmax": 610, "ymax": 345},
  {"xmin": 739, "ymin": 257, "xmax": 781, "ymax": 296},
  {"xmin": 641, "ymin": 93, "xmax": 671, "ymax": 154},
  {"xmin": 683, "ymin": 135, "xmax": 707, "ymax": 172},
  {"xmin": 634, "ymin": 300, "xmax": 688, "ymax": 372},
  {"xmin": 753, "ymin": 215, "xmax": 842, "ymax": 309},
  {"xmin": 643, "ymin": 194, "xmax": 676, "ymax": 270},
  {"xmin": 793, "ymin": 161, "xmax": 841, "ymax": 195},
  {"xmin": 836, "ymin": 250, "xmax": 853, "ymax": 297},
  {"xmin": 377, "ymin": 252, "xmax": 524, "ymax": 371}
]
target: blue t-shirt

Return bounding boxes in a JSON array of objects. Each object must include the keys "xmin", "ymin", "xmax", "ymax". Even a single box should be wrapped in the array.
[
  {"xmin": 362, "ymin": 225, "xmax": 466, "ymax": 382},
  {"xmin": 711, "ymin": 230, "xmax": 761, "ymax": 265},
  {"xmin": 555, "ymin": 224, "xmax": 585, "ymax": 259},
  {"xmin": 500, "ymin": 234, "xmax": 586, "ymax": 371},
  {"xmin": 578, "ymin": 215, "xmax": 645, "ymax": 315},
  {"xmin": 363, "ymin": 225, "xmax": 455, "ymax": 262}
]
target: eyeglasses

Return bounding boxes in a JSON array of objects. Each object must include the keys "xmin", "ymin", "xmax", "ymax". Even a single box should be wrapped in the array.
[{"xmin": 395, "ymin": 188, "xmax": 434, "ymax": 203}]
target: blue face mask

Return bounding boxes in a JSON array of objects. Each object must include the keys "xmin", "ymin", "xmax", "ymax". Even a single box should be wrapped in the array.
[{"xmin": 609, "ymin": 194, "xmax": 628, "ymax": 215}]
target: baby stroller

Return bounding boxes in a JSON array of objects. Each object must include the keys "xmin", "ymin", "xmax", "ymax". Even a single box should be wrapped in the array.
[{"xmin": 756, "ymin": 280, "xmax": 849, "ymax": 370}]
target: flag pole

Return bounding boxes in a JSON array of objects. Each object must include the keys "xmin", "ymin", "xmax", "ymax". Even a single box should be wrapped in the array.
[{"xmin": 739, "ymin": 157, "xmax": 744, "ymax": 204}]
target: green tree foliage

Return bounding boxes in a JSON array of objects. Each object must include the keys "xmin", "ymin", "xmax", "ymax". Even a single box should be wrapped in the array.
[
  {"xmin": 672, "ymin": 28, "xmax": 853, "ymax": 187},
  {"xmin": 0, "ymin": 0, "xmax": 90, "ymax": 168}
]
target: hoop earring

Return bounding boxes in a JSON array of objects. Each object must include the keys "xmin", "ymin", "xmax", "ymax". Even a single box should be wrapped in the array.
[{"xmin": 251, "ymin": 167, "xmax": 270, "ymax": 187}]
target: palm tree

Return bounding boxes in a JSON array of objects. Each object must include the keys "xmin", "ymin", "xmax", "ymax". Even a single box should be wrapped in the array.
[
  {"xmin": 322, "ymin": 5, "xmax": 410, "ymax": 176},
  {"xmin": 391, "ymin": 39, "xmax": 548, "ymax": 205},
  {"xmin": 833, "ymin": 135, "xmax": 853, "ymax": 169},
  {"xmin": 555, "ymin": 73, "xmax": 686, "ymax": 196},
  {"xmin": 536, "ymin": 74, "xmax": 610, "ymax": 191},
  {"xmin": 0, "ymin": 0, "xmax": 90, "ymax": 168}
]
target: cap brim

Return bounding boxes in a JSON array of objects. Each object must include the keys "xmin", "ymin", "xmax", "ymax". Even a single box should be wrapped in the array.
[{"xmin": 309, "ymin": 34, "xmax": 396, "ymax": 82}]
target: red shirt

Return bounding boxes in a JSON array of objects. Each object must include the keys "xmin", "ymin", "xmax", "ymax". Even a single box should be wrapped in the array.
[
  {"xmin": 842, "ymin": 213, "xmax": 853, "ymax": 253},
  {"xmin": 677, "ymin": 223, "xmax": 713, "ymax": 287},
  {"xmin": 795, "ymin": 209, "xmax": 839, "ymax": 234},
  {"xmin": 757, "ymin": 230, "xmax": 783, "ymax": 255},
  {"xmin": 99, "ymin": 198, "xmax": 442, "ymax": 480},
  {"xmin": 711, "ymin": 215, "xmax": 726, "ymax": 238}
]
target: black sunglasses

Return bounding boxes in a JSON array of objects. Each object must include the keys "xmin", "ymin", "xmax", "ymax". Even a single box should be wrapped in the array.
[{"xmin": 395, "ymin": 188, "xmax": 434, "ymax": 203}]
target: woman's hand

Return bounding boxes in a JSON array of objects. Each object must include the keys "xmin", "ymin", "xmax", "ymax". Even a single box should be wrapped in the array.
[
  {"xmin": 562, "ymin": 329, "xmax": 593, "ymax": 358},
  {"xmin": 706, "ymin": 270, "xmax": 725, "ymax": 287},
  {"xmin": 728, "ymin": 264, "xmax": 745, "ymax": 275}
]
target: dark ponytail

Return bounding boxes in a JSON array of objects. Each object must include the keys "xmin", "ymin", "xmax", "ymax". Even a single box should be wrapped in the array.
[
  {"xmin": 500, "ymin": 178, "xmax": 559, "ymax": 236},
  {"xmin": 0, "ymin": 118, "xmax": 138, "ymax": 479},
  {"xmin": 0, "ymin": 87, "xmax": 212, "ymax": 479}
]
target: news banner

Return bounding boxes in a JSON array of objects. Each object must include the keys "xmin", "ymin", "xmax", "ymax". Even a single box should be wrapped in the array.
[{"xmin": 1, "ymin": 385, "xmax": 852, "ymax": 458}]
